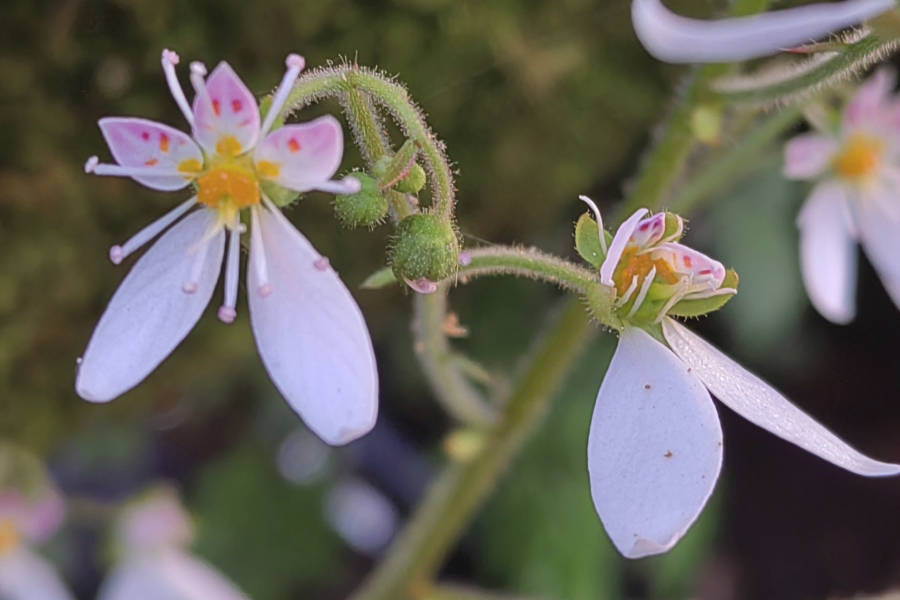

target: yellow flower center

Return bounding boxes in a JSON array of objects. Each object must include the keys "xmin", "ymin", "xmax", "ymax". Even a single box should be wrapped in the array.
[
  {"xmin": 613, "ymin": 247, "xmax": 679, "ymax": 299},
  {"xmin": 836, "ymin": 134, "xmax": 884, "ymax": 180},
  {"xmin": 0, "ymin": 519, "xmax": 20, "ymax": 556}
]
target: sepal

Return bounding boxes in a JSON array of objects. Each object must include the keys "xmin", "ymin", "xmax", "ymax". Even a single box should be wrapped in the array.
[
  {"xmin": 668, "ymin": 270, "xmax": 740, "ymax": 317},
  {"xmin": 575, "ymin": 213, "xmax": 612, "ymax": 270}
]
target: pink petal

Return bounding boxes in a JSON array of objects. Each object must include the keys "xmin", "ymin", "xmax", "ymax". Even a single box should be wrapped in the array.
[
  {"xmin": 797, "ymin": 180, "xmax": 857, "ymax": 324},
  {"xmin": 630, "ymin": 213, "xmax": 667, "ymax": 249},
  {"xmin": 600, "ymin": 208, "xmax": 649, "ymax": 286},
  {"xmin": 254, "ymin": 116, "xmax": 344, "ymax": 192},
  {"xmin": 844, "ymin": 68, "xmax": 896, "ymax": 132},
  {"xmin": 783, "ymin": 133, "xmax": 839, "ymax": 180},
  {"xmin": 192, "ymin": 62, "xmax": 260, "ymax": 157},
  {"xmin": 655, "ymin": 242, "xmax": 727, "ymax": 285},
  {"xmin": 99, "ymin": 118, "xmax": 203, "ymax": 191}
]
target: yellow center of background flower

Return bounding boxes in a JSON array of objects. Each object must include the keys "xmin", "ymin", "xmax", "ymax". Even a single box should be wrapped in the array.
[
  {"xmin": 836, "ymin": 134, "xmax": 884, "ymax": 180},
  {"xmin": 0, "ymin": 519, "xmax": 20, "ymax": 556}
]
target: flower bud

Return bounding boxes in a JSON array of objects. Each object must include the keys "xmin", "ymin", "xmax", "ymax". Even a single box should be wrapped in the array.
[
  {"xmin": 390, "ymin": 213, "xmax": 460, "ymax": 282},
  {"xmin": 334, "ymin": 173, "xmax": 389, "ymax": 228},
  {"xmin": 394, "ymin": 164, "xmax": 427, "ymax": 194}
]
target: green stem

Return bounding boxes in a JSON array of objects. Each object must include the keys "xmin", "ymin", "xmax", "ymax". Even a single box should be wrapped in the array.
[
  {"xmin": 669, "ymin": 104, "xmax": 804, "ymax": 214},
  {"xmin": 348, "ymin": 300, "xmax": 595, "ymax": 600},
  {"xmin": 413, "ymin": 288, "xmax": 498, "ymax": 427}
]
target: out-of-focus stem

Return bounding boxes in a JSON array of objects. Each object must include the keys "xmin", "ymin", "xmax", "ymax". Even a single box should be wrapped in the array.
[{"xmin": 348, "ymin": 300, "xmax": 595, "ymax": 600}]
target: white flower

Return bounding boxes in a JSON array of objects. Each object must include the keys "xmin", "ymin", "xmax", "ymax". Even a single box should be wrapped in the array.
[
  {"xmin": 0, "ymin": 488, "xmax": 74, "ymax": 600},
  {"xmin": 632, "ymin": 0, "xmax": 895, "ymax": 63},
  {"xmin": 784, "ymin": 68, "xmax": 900, "ymax": 324},
  {"xmin": 98, "ymin": 488, "xmax": 251, "ymax": 600},
  {"xmin": 77, "ymin": 50, "xmax": 377, "ymax": 446},
  {"xmin": 583, "ymin": 206, "xmax": 900, "ymax": 559}
]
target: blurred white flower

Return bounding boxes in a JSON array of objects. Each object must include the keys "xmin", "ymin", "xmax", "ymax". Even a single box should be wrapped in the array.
[
  {"xmin": 585, "ymin": 207, "xmax": 900, "ymax": 559},
  {"xmin": 77, "ymin": 49, "xmax": 377, "ymax": 446},
  {"xmin": 98, "ymin": 488, "xmax": 251, "ymax": 600},
  {"xmin": 632, "ymin": 0, "xmax": 895, "ymax": 63},
  {"xmin": 784, "ymin": 68, "xmax": 900, "ymax": 324}
]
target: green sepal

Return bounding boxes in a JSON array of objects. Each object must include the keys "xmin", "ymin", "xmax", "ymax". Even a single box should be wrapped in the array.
[
  {"xmin": 361, "ymin": 266, "xmax": 399, "ymax": 289},
  {"xmin": 373, "ymin": 139, "xmax": 418, "ymax": 190},
  {"xmin": 663, "ymin": 212, "xmax": 684, "ymax": 242},
  {"xmin": 261, "ymin": 180, "xmax": 301, "ymax": 207},
  {"xmin": 668, "ymin": 270, "xmax": 739, "ymax": 317},
  {"xmin": 575, "ymin": 214, "xmax": 612, "ymax": 270},
  {"xmin": 584, "ymin": 282, "xmax": 620, "ymax": 331}
]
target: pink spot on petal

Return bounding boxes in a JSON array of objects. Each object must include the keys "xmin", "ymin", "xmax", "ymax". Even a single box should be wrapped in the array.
[
  {"xmin": 288, "ymin": 138, "xmax": 301, "ymax": 153},
  {"xmin": 212, "ymin": 100, "xmax": 221, "ymax": 116},
  {"xmin": 314, "ymin": 257, "xmax": 330, "ymax": 271},
  {"xmin": 142, "ymin": 131, "xmax": 150, "ymax": 141},
  {"xmin": 232, "ymin": 99, "xmax": 243, "ymax": 113},
  {"xmin": 218, "ymin": 306, "xmax": 237, "ymax": 323}
]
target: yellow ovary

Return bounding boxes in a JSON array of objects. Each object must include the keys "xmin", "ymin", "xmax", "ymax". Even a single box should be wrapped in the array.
[
  {"xmin": 836, "ymin": 134, "xmax": 885, "ymax": 180},
  {"xmin": 0, "ymin": 519, "xmax": 19, "ymax": 556}
]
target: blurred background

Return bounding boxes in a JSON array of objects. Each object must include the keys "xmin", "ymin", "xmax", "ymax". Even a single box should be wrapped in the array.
[{"xmin": 3, "ymin": 0, "xmax": 900, "ymax": 598}]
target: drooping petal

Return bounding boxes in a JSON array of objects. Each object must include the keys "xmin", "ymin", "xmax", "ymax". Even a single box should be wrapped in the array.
[
  {"xmin": 654, "ymin": 242, "xmax": 727, "ymax": 285},
  {"xmin": 99, "ymin": 118, "xmax": 203, "ymax": 191},
  {"xmin": 783, "ymin": 133, "xmax": 840, "ymax": 180},
  {"xmin": 662, "ymin": 319, "xmax": 900, "ymax": 476},
  {"xmin": 98, "ymin": 551, "xmax": 250, "ymax": 600},
  {"xmin": 844, "ymin": 68, "xmax": 896, "ymax": 132},
  {"xmin": 797, "ymin": 180, "xmax": 858, "ymax": 324},
  {"xmin": 588, "ymin": 327, "xmax": 723, "ymax": 559},
  {"xmin": 632, "ymin": 0, "xmax": 896, "ymax": 63},
  {"xmin": 600, "ymin": 208, "xmax": 649, "ymax": 286},
  {"xmin": 76, "ymin": 210, "xmax": 225, "ymax": 403},
  {"xmin": 254, "ymin": 116, "xmax": 344, "ymax": 192},
  {"xmin": 191, "ymin": 62, "xmax": 260, "ymax": 157},
  {"xmin": 0, "ymin": 548, "xmax": 76, "ymax": 600},
  {"xmin": 855, "ymin": 176, "xmax": 900, "ymax": 311},
  {"xmin": 248, "ymin": 204, "xmax": 378, "ymax": 446},
  {"xmin": 630, "ymin": 213, "xmax": 667, "ymax": 249}
]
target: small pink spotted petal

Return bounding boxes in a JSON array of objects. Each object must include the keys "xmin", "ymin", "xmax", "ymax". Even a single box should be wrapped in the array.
[
  {"xmin": 403, "ymin": 277, "xmax": 438, "ymax": 294},
  {"xmin": 600, "ymin": 209, "xmax": 649, "ymax": 286},
  {"xmin": 192, "ymin": 62, "xmax": 260, "ymax": 157},
  {"xmin": 655, "ymin": 243, "xmax": 727, "ymax": 286},
  {"xmin": 844, "ymin": 68, "xmax": 896, "ymax": 132},
  {"xmin": 631, "ymin": 213, "xmax": 667, "ymax": 249},
  {"xmin": 783, "ymin": 133, "xmax": 839, "ymax": 180},
  {"xmin": 99, "ymin": 118, "xmax": 203, "ymax": 191},
  {"xmin": 254, "ymin": 116, "xmax": 344, "ymax": 192}
]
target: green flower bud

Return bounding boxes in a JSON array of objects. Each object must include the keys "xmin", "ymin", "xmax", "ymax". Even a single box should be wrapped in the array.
[
  {"xmin": 334, "ymin": 173, "xmax": 389, "ymax": 228},
  {"xmin": 391, "ymin": 213, "xmax": 460, "ymax": 283},
  {"xmin": 394, "ymin": 164, "xmax": 427, "ymax": 194}
]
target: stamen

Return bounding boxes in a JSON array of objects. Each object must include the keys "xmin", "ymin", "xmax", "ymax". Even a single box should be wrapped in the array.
[
  {"xmin": 615, "ymin": 275, "xmax": 640, "ymax": 308},
  {"xmin": 190, "ymin": 61, "xmax": 215, "ymax": 117},
  {"xmin": 628, "ymin": 266, "xmax": 657, "ymax": 318},
  {"xmin": 655, "ymin": 276, "xmax": 692, "ymax": 323},
  {"xmin": 313, "ymin": 176, "xmax": 363, "ymax": 195},
  {"xmin": 260, "ymin": 53, "xmax": 307, "ymax": 138},
  {"xmin": 161, "ymin": 49, "xmax": 195, "ymax": 127},
  {"xmin": 109, "ymin": 198, "xmax": 197, "ymax": 265},
  {"xmin": 85, "ymin": 158, "xmax": 191, "ymax": 179},
  {"xmin": 578, "ymin": 195, "xmax": 608, "ymax": 254},
  {"xmin": 249, "ymin": 206, "xmax": 272, "ymax": 297},
  {"xmin": 218, "ymin": 217, "xmax": 241, "ymax": 324}
]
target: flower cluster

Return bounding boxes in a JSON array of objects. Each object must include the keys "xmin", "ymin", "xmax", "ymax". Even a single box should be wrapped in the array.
[
  {"xmin": 579, "ymin": 203, "xmax": 900, "ymax": 558},
  {"xmin": 785, "ymin": 68, "xmax": 900, "ymax": 324},
  {"xmin": 78, "ymin": 51, "xmax": 377, "ymax": 446}
]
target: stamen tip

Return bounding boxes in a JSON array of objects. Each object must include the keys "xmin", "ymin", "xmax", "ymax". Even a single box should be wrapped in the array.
[
  {"xmin": 162, "ymin": 49, "xmax": 180, "ymax": 65},
  {"xmin": 190, "ymin": 61, "xmax": 207, "ymax": 76},
  {"xmin": 258, "ymin": 284, "xmax": 273, "ymax": 298},
  {"xmin": 313, "ymin": 257, "xmax": 331, "ymax": 272},
  {"xmin": 286, "ymin": 54, "xmax": 306, "ymax": 71},
  {"xmin": 85, "ymin": 156, "xmax": 99, "ymax": 173},
  {"xmin": 109, "ymin": 246, "xmax": 124, "ymax": 265},
  {"xmin": 218, "ymin": 306, "xmax": 237, "ymax": 323},
  {"xmin": 183, "ymin": 281, "xmax": 198, "ymax": 294},
  {"xmin": 340, "ymin": 176, "xmax": 362, "ymax": 194}
]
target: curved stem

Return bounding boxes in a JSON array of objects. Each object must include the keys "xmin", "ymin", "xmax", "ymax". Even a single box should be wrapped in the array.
[{"xmin": 348, "ymin": 300, "xmax": 595, "ymax": 600}]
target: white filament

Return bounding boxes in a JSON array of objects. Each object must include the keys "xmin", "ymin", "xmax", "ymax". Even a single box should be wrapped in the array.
[
  {"xmin": 161, "ymin": 49, "xmax": 195, "ymax": 126},
  {"xmin": 109, "ymin": 198, "xmax": 197, "ymax": 265},
  {"xmin": 260, "ymin": 53, "xmax": 307, "ymax": 138}
]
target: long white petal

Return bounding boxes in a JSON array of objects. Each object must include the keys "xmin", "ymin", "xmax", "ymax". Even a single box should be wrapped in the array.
[
  {"xmin": 662, "ymin": 319, "xmax": 900, "ymax": 476},
  {"xmin": 248, "ymin": 204, "xmax": 378, "ymax": 446},
  {"xmin": 632, "ymin": 0, "xmax": 896, "ymax": 63},
  {"xmin": 588, "ymin": 327, "xmax": 723, "ymax": 559},
  {"xmin": 98, "ymin": 551, "xmax": 249, "ymax": 600},
  {"xmin": 0, "ymin": 548, "xmax": 76, "ymax": 600},
  {"xmin": 76, "ymin": 210, "xmax": 225, "ymax": 402},
  {"xmin": 600, "ymin": 208, "xmax": 648, "ymax": 286},
  {"xmin": 855, "ymin": 178, "xmax": 900, "ymax": 311},
  {"xmin": 797, "ymin": 180, "xmax": 858, "ymax": 324}
]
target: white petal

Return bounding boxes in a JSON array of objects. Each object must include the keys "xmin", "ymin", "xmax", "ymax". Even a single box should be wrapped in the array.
[
  {"xmin": 797, "ymin": 180, "xmax": 858, "ymax": 324},
  {"xmin": 588, "ymin": 327, "xmax": 722, "ymax": 559},
  {"xmin": 0, "ymin": 548, "xmax": 76, "ymax": 600},
  {"xmin": 98, "ymin": 551, "xmax": 249, "ymax": 600},
  {"xmin": 663, "ymin": 319, "xmax": 900, "ymax": 476},
  {"xmin": 855, "ymin": 178, "xmax": 900, "ymax": 311},
  {"xmin": 248, "ymin": 205, "xmax": 378, "ymax": 446},
  {"xmin": 600, "ymin": 208, "xmax": 648, "ymax": 286},
  {"xmin": 632, "ymin": 0, "xmax": 896, "ymax": 63},
  {"xmin": 783, "ymin": 133, "xmax": 839, "ymax": 180},
  {"xmin": 76, "ymin": 210, "xmax": 225, "ymax": 402}
]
